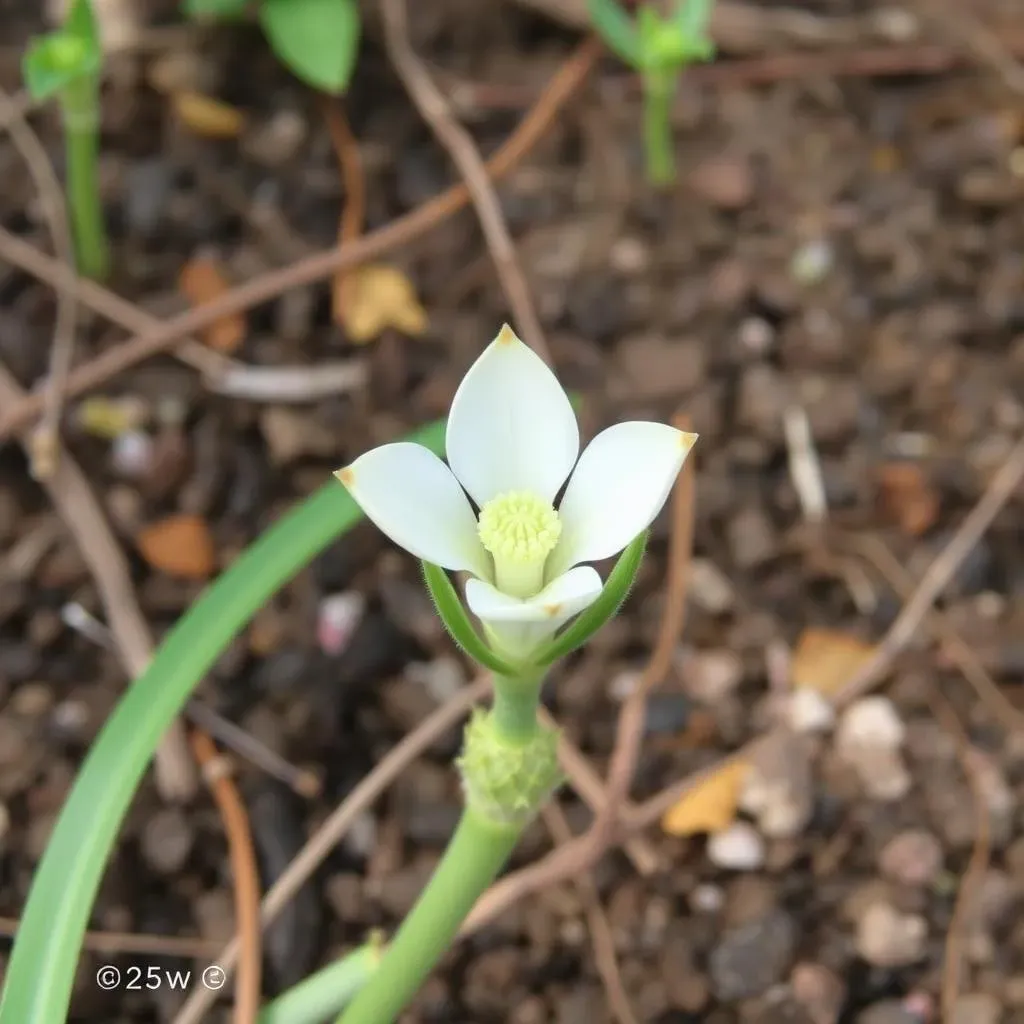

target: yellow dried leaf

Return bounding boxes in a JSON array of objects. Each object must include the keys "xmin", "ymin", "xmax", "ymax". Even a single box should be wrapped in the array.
[
  {"xmin": 76, "ymin": 395, "xmax": 148, "ymax": 439},
  {"xmin": 337, "ymin": 263, "xmax": 428, "ymax": 343},
  {"xmin": 791, "ymin": 628, "xmax": 875, "ymax": 697},
  {"xmin": 661, "ymin": 759, "xmax": 748, "ymax": 836},
  {"xmin": 172, "ymin": 91, "xmax": 245, "ymax": 139}
]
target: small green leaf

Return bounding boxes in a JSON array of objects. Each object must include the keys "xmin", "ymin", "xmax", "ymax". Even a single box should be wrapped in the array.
[
  {"xmin": 529, "ymin": 531, "xmax": 648, "ymax": 667},
  {"xmin": 65, "ymin": 0, "xmax": 100, "ymax": 43},
  {"xmin": 184, "ymin": 0, "xmax": 250, "ymax": 18},
  {"xmin": 22, "ymin": 32, "xmax": 101, "ymax": 101},
  {"xmin": 259, "ymin": 0, "xmax": 360, "ymax": 94},
  {"xmin": 422, "ymin": 562, "xmax": 522, "ymax": 677},
  {"xmin": 587, "ymin": 0, "xmax": 642, "ymax": 67}
]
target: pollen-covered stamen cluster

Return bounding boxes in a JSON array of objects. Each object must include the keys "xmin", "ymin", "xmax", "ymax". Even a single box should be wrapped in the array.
[{"xmin": 477, "ymin": 490, "xmax": 561, "ymax": 598}]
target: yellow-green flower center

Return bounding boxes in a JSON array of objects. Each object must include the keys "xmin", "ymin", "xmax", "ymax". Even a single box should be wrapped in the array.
[{"xmin": 477, "ymin": 490, "xmax": 561, "ymax": 598}]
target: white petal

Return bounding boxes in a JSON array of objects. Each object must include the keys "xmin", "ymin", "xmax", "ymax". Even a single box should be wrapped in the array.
[
  {"xmin": 465, "ymin": 566, "xmax": 602, "ymax": 633},
  {"xmin": 336, "ymin": 442, "xmax": 489, "ymax": 577},
  {"xmin": 547, "ymin": 422, "xmax": 697, "ymax": 577},
  {"xmin": 446, "ymin": 324, "xmax": 579, "ymax": 506}
]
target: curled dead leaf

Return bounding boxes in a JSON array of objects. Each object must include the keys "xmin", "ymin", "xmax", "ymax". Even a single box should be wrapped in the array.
[
  {"xmin": 661, "ymin": 759, "xmax": 748, "ymax": 836},
  {"xmin": 337, "ymin": 263, "xmax": 427, "ymax": 344},
  {"xmin": 172, "ymin": 91, "xmax": 245, "ymax": 139},
  {"xmin": 791, "ymin": 628, "xmax": 875, "ymax": 697}
]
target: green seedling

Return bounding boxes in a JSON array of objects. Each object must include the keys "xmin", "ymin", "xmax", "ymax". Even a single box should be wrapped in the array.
[
  {"xmin": 23, "ymin": 0, "xmax": 109, "ymax": 278},
  {"xmin": 185, "ymin": 0, "xmax": 361, "ymax": 95},
  {"xmin": 588, "ymin": 0, "xmax": 716, "ymax": 185}
]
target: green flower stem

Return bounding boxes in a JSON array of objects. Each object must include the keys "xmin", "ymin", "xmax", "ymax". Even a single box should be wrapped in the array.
[
  {"xmin": 0, "ymin": 420, "xmax": 447, "ymax": 1024},
  {"xmin": 491, "ymin": 672, "xmax": 543, "ymax": 743},
  {"xmin": 642, "ymin": 70, "xmax": 677, "ymax": 186},
  {"xmin": 61, "ymin": 74, "xmax": 108, "ymax": 279},
  {"xmin": 258, "ymin": 943, "xmax": 381, "ymax": 1024},
  {"xmin": 336, "ymin": 808, "xmax": 520, "ymax": 1024}
]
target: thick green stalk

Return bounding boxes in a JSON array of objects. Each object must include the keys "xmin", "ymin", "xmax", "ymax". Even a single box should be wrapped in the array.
[
  {"xmin": 258, "ymin": 943, "xmax": 381, "ymax": 1024},
  {"xmin": 642, "ymin": 70, "xmax": 677, "ymax": 186},
  {"xmin": 62, "ymin": 74, "xmax": 108, "ymax": 279},
  {"xmin": 337, "ymin": 809, "xmax": 520, "ymax": 1024},
  {"xmin": 490, "ymin": 672, "xmax": 542, "ymax": 743},
  {"xmin": 0, "ymin": 421, "xmax": 446, "ymax": 1024}
]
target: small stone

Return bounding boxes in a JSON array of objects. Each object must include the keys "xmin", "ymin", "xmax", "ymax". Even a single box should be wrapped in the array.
[
  {"xmin": 786, "ymin": 688, "xmax": 835, "ymax": 733},
  {"xmin": 125, "ymin": 159, "xmax": 173, "ymax": 236},
  {"xmin": 110, "ymin": 430, "xmax": 155, "ymax": 478},
  {"xmin": 141, "ymin": 807, "xmax": 194, "ymax": 874},
  {"xmin": 728, "ymin": 506, "xmax": 776, "ymax": 568},
  {"xmin": 680, "ymin": 648, "xmax": 744, "ymax": 703},
  {"xmin": 244, "ymin": 109, "xmax": 307, "ymax": 166},
  {"xmin": 791, "ymin": 239, "xmax": 835, "ymax": 284},
  {"xmin": 738, "ymin": 316, "xmax": 775, "ymax": 356},
  {"xmin": 317, "ymin": 592, "xmax": 366, "ymax": 656},
  {"xmin": 260, "ymin": 406, "xmax": 337, "ymax": 465},
  {"xmin": 325, "ymin": 873, "xmax": 364, "ymax": 922},
  {"xmin": 406, "ymin": 657, "xmax": 466, "ymax": 704},
  {"xmin": 791, "ymin": 962, "xmax": 846, "ymax": 1024},
  {"xmin": 707, "ymin": 822, "xmax": 765, "ymax": 871},
  {"xmin": 9, "ymin": 682, "xmax": 54, "ymax": 717},
  {"xmin": 690, "ymin": 883, "xmax": 725, "ymax": 913},
  {"xmin": 737, "ymin": 363, "xmax": 787, "ymax": 439},
  {"xmin": 689, "ymin": 558, "xmax": 736, "ymax": 613},
  {"xmin": 343, "ymin": 809, "xmax": 377, "ymax": 859},
  {"xmin": 689, "ymin": 153, "xmax": 755, "ymax": 209},
  {"xmin": 855, "ymin": 901, "xmax": 927, "ymax": 967},
  {"xmin": 709, "ymin": 909, "xmax": 796, "ymax": 1000},
  {"xmin": 879, "ymin": 829, "xmax": 943, "ymax": 887},
  {"xmin": 643, "ymin": 693, "xmax": 693, "ymax": 735},
  {"xmin": 949, "ymin": 993, "xmax": 1000, "ymax": 1024},
  {"xmin": 193, "ymin": 889, "xmax": 235, "ymax": 944},
  {"xmin": 613, "ymin": 334, "xmax": 707, "ymax": 402},
  {"xmin": 740, "ymin": 733, "xmax": 814, "ymax": 838},
  {"xmin": 837, "ymin": 697, "xmax": 905, "ymax": 751},
  {"xmin": 855, "ymin": 1001, "xmax": 919, "ymax": 1024}
]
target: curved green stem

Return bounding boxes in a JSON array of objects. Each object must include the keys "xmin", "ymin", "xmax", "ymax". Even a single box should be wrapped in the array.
[
  {"xmin": 258, "ymin": 943, "xmax": 381, "ymax": 1024},
  {"xmin": 336, "ymin": 809, "xmax": 519, "ymax": 1024},
  {"xmin": 0, "ymin": 420, "xmax": 446, "ymax": 1024}
]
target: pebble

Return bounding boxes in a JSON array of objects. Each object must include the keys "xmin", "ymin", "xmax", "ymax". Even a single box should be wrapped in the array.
[
  {"xmin": 791, "ymin": 962, "xmax": 846, "ymax": 1024},
  {"xmin": 140, "ymin": 807, "xmax": 194, "ymax": 874},
  {"xmin": 855, "ymin": 1001, "xmax": 920, "ymax": 1024},
  {"xmin": 406, "ymin": 656, "xmax": 466, "ymax": 704},
  {"xmin": 878, "ymin": 829, "xmax": 943, "ymax": 887},
  {"xmin": 680, "ymin": 648, "xmax": 744, "ymax": 704},
  {"xmin": 740, "ymin": 733, "xmax": 814, "ymax": 839},
  {"xmin": 737, "ymin": 363, "xmax": 787, "ymax": 439},
  {"xmin": 707, "ymin": 822, "xmax": 766, "ymax": 871},
  {"xmin": 949, "ymin": 993, "xmax": 1001, "ymax": 1024},
  {"xmin": 317, "ymin": 592, "xmax": 366, "ymax": 657},
  {"xmin": 124, "ymin": 159, "xmax": 173, "ymax": 236},
  {"xmin": 259, "ymin": 406, "xmax": 337, "ymax": 465},
  {"xmin": 688, "ymin": 153, "xmax": 755, "ymax": 209},
  {"xmin": 709, "ymin": 908, "xmax": 796, "ymax": 1000},
  {"xmin": 836, "ymin": 697, "xmax": 911, "ymax": 801},
  {"xmin": 786, "ymin": 688, "xmax": 836, "ymax": 733},
  {"xmin": 727, "ymin": 506, "xmax": 776, "ymax": 568},
  {"xmin": 642, "ymin": 692, "xmax": 693, "ymax": 735},
  {"xmin": 855, "ymin": 901, "xmax": 927, "ymax": 967},
  {"xmin": 243, "ymin": 109, "xmax": 307, "ymax": 166},
  {"xmin": 613, "ymin": 334, "xmax": 707, "ymax": 402},
  {"xmin": 688, "ymin": 559, "xmax": 736, "ymax": 613},
  {"xmin": 690, "ymin": 883, "xmax": 726, "ymax": 913}
]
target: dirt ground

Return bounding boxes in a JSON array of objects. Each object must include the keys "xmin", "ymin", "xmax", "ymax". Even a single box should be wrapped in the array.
[{"xmin": 2, "ymin": 0, "xmax": 1024, "ymax": 1022}]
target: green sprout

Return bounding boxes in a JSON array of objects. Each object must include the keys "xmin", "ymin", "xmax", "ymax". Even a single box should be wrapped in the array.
[
  {"xmin": 185, "ymin": 0, "xmax": 361, "ymax": 95},
  {"xmin": 588, "ymin": 0, "xmax": 716, "ymax": 185},
  {"xmin": 23, "ymin": 0, "xmax": 109, "ymax": 279}
]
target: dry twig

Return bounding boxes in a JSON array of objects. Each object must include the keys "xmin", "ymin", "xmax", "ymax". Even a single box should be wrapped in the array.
[
  {"xmin": 380, "ymin": 0, "xmax": 550, "ymax": 364},
  {"xmin": 172, "ymin": 677, "xmax": 491, "ymax": 1024},
  {"xmin": 0, "ymin": 37, "xmax": 601, "ymax": 439},
  {"xmin": 0, "ymin": 917, "xmax": 220, "ymax": 959},
  {"xmin": 189, "ymin": 731, "xmax": 262, "ymax": 1024},
  {"xmin": 541, "ymin": 804, "xmax": 637, "ymax": 1024},
  {"xmin": 0, "ymin": 86, "xmax": 77, "ymax": 478}
]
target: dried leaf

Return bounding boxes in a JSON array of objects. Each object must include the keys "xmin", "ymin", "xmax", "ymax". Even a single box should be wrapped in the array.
[
  {"xmin": 179, "ymin": 256, "xmax": 246, "ymax": 353},
  {"xmin": 877, "ymin": 462, "xmax": 939, "ymax": 537},
  {"xmin": 661, "ymin": 759, "xmax": 748, "ymax": 836},
  {"xmin": 172, "ymin": 90, "xmax": 245, "ymax": 138},
  {"xmin": 791, "ymin": 628, "xmax": 875, "ymax": 697},
  {"xmin": 337, "ymin": 263, "xmax": 427, "ymax": 344},
  {"xmin": 76, "ymin": 395, "xmax": 148, "ymax": 438},
  {"xmin": 137, "ymin": 514, "xmax": 216, "ymax": 580}
]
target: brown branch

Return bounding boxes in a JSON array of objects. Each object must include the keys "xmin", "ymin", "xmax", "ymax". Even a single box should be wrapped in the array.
[
  {"xmin": 190, "ymin": 731, "xmax": 263, "ymax": 1024},
  {"xmin": 380, "ymin": 0, "xmax": 551, "ymax": 364},
  {"xmin": 0, "ymin": 36, "xmax": 601, "ymax": 439}
]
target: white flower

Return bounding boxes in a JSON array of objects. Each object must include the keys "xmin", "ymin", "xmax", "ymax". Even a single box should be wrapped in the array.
[{"xmin": 335, "ymin": 325, "xmax": 697, "ymax": 655}]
